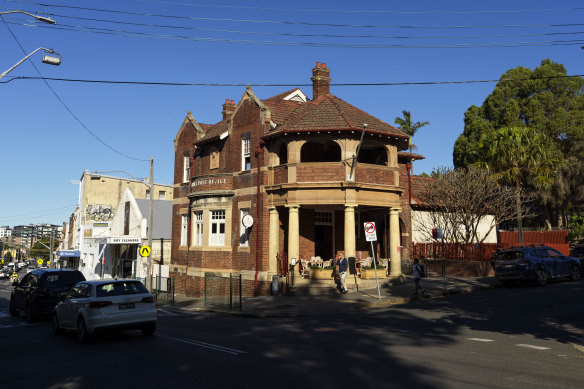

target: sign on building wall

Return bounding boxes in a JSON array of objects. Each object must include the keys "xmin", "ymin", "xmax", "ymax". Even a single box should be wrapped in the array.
[{"xmin": 107, "ymin": 237, "xmax": 141, "ymax": 244}]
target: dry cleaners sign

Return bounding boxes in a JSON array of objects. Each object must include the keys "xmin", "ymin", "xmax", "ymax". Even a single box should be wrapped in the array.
[{"xmin": 107, "ymin": 237, "xmax": 141, "ymax": 244}]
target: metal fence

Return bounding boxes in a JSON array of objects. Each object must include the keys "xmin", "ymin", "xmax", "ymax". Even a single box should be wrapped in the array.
[
  {"xmin": 204, "ymin": 273, "xmax": 242, "ymax": 310},
  {"xmin": 139, "ymin": 276, "xmax": 175, "ymax": 304}
]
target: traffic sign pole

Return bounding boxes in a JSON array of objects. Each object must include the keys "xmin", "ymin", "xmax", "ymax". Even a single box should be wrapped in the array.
[{"xmin": 364, "ymin": 222, "xmax": 381, "ymax": 300}]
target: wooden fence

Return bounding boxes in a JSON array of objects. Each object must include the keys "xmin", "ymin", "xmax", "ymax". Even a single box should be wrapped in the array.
[{"xmin": 413, "ymin": 230, "xmax": 569, "ymax": 261}]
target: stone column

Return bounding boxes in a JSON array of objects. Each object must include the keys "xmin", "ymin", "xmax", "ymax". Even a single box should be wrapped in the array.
[
  {"xmin": 287, "ymin": 205, "xmax": 300, "ymax": 266},
  {"xmin": 344, "ymin": 205, "xmax": 356, "ymax": 259},
  {"xmin": 389, "ymin": 207, "xmax": 402, "ymax": 277},
  {"xmin": 268, "ymin": 207, "xmax": 279, "ymax": 273}
]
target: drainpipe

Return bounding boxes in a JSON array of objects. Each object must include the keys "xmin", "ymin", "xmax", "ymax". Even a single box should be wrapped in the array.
[
  {"xmin": 406, "ymin": 161, "xmax": 412, "ymax": 205},
  {"xmin": 254, "ymin": 140, "xmax": 265, "ymax": 296}
]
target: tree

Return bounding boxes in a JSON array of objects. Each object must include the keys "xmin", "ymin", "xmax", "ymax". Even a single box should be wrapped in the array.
[
  {"xmin": 453, "ymin": 59, "xmax": 584, "ymax": 227},
  {"xmin": 394, "ymin": 110, "xmax": 430, "ymax": 153},
  {"xmin": 413, "ymin": 166, "xmax": 523, "ymax": 244},
  {"xmin": 29, "ymin": 238, "xmax": 59, "ymax": 260},
  {"xmin": 568, "ymin": 211, "xmax": 584, "ymax": 245},
  {"xmin": 476, "ymin": 126, "xmax": 559, "ymax": 243}
]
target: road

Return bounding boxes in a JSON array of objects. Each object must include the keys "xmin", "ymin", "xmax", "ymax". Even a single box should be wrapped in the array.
[{"xmin": 1, "ymin": 278, "xmax": 583, "ymax": 389}]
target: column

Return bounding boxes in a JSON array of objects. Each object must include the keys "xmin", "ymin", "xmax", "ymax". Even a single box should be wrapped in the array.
[
  {"xmin": 268, "ymin": 207, "xmax": 279, "ymax": 273},
  {"xmin": 389, "ymin": 207, "xmax": 402, "ymax": 277},
  {"xmin": 287, "ymin": 205, "xmax": 300, "ymax": 266},
  {"xmin": 344, "ymin": 205, "xmax": 356, "ymax": 259}
]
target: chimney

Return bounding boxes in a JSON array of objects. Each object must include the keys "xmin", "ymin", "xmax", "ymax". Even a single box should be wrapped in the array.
[
  {"xmin": 222, "ymin": 99, "xmax": 236, "ymax": 119},
  {"xmin": 311, "ymin": 62, "xmax": 331, "ymax": 100}
]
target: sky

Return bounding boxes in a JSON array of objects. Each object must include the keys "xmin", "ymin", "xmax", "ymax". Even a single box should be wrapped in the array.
[{"xmin": 1, "ymin": 0, "xmax": 583, "ymax": 227}]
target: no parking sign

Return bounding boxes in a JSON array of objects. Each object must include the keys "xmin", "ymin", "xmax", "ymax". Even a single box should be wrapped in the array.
[{"xmin": 364, "ymin": 222, "xmax": 377, "ymax": 242}]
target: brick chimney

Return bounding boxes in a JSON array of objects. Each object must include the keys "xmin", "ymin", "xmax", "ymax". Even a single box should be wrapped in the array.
[
  {"xmin": 222, "ymin": 99, "xmax": 236, "ymax": 119},
  {"xmin": 311, "ymin": 62, "xmax": 331, "ymax": 100}
]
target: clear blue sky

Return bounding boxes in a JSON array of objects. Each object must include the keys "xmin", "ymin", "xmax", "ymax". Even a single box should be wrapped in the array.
[{"xmin": 1, "ymin": 0, "xmax": 583, "ymax": 227}]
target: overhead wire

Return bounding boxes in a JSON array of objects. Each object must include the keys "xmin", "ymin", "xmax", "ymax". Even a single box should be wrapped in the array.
[
  {"xmin": 4, "ymin": 74, "xmax": 584, "ymax": 87},
  {"xmin": 4, "ymin": 1, "xmax": 584, "ymax": 30},
  {"xmin": 0, "ymin": 16, "xmax": 149, "ymax": 162},
  {"xmin": 3, "ymin": 19, "xmax": 584, "ymax": 49}
]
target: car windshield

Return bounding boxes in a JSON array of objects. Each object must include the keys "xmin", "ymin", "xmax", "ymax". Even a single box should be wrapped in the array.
[
  {"xmin": 41, "ymin": 272, "xmax": 85, "ymax": 289},
  {"xmin": 495, "ymin": 251, "xmax": 524, "ymax": 262},
  {"xmin": 96, "ymin": 281, "xmax": 149, "ymax": 297}
]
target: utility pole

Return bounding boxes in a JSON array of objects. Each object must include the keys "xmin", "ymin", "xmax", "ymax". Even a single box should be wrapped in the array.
[{"xmin": 147, "ymin": 156, "xmax": 154, "ymax": 281}]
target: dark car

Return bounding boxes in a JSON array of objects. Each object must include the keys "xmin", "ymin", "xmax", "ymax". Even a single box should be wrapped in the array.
[
  {"xmin": 493, "ymin": 245, "xmax": 581, "ymax": 287},
  {"xmin": 10, "ymin": 269, "xmax": 86, "ymax": 323},
  {"xmin": 571, "ymin": 245, "xmax": 584, "ymax": 260}
]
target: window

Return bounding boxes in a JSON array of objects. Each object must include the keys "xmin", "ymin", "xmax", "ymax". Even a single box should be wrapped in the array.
[
  {"xmin": 210, "ymin": 210, "xmax": 226, "ymax": 246},
  {"xmin": 242, "ymin": 137, "xmax": 251, "ymax": 171},
  {"xmin": 183, "ymin": 153, "xmax": 190, "ymax": 183},
  {"xmin": 158, "ymin": 190, "xmax": 166, "ymax": 199},
  {"xmin": 180, "ymin": 215, "xmax": 188, "ymax": 246},
  {"xmin": 193, "ymin": 211, "xmax": 203, "ymax": 246},
  {"xmin": 315, "ymin": 211, "xmax": 333, "ymax": 225},
  {"xmin": 240, "ymin": 209, "xmax": 250, "ymax": 246}
]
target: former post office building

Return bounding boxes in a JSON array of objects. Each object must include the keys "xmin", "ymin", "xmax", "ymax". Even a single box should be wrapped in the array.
[{"xmin": 170, "ymin": 62, "xmax": 421, "ymax": 296}]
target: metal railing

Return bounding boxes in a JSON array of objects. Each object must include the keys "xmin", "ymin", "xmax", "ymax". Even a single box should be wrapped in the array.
[
  {"xmin": 204, "ymin": 273, "xmax": 242, "ymax": 310},
  {"xmin": 139, "ymin": 276, "xmax": 175, "ymax": 304}
]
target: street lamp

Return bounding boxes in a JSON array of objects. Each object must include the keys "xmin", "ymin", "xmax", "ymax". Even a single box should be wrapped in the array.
[
  {"xmin": 0, "ymin": 47, "xmax": 62, "ymax": 80},
  {"xmin": 0, "ymin": 10, "xmax": 56, "ymax": 24}
]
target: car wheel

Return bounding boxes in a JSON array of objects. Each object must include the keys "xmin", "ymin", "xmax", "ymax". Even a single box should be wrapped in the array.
[
  {"xmin": 25, "ymin": 304, "xmax": 36, "ymax": 323},
  {"xmin": 9, "ymin": 298, "xmax": 19, "ymax": 317},
  {"xmin": 52, "ymin": 313, "xmax": 63, "ymax": 336},
  {"xmin": 141, "ymin": 323, "xmax": 156, "ymax": 337},
  {"xmin": 536, "ymin": 269, "xmax": 548, "ymax": 287},
  {"xmin": 569, "ymin": 265, "xmax": 581, "ymax": 281},
  {"xmin": 77, "ymin": 318, "xmax": 91, "ymax": 343}
]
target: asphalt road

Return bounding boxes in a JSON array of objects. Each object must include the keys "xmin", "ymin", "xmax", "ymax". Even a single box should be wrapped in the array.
[{"xmin": 0, "ymin": 278, "xmax": 583, "ymax": 389}]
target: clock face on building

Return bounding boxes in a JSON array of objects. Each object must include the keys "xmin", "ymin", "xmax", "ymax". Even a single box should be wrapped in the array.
[{"xmin": 242, "ymin": 214, "xmax": 254, "ymax": 228}]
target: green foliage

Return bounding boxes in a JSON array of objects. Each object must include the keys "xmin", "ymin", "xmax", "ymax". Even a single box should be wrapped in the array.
[
  {"xmin": 568, "ymin": 212, "xmax": 584, "ymax": 243},
  {"xmin": 4, "ymin": 252, "xmax": 12, "ymax": 261},
  {"xmin": 394, "ymin": 110, "xmax": 430, "ymax": 152},
  {"xmin": 453, "ymin": 59, "xmax": 584, "ymax": 226},
  {"xmin": 361, "ymin": 265, "xmax": 385, "ymax": 270}
]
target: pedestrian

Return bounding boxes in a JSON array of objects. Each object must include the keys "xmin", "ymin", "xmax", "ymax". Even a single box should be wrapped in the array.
[
  {"xmin": 412, "ymin": 258, "xmax": 427, "ymax": 297},
  {"xmin": 336, "ymin": 252, "xmax": 349, "ymax": 294}
]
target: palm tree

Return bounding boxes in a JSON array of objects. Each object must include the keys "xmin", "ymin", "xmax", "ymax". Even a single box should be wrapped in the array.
[
  {"xmin": 476, "ymin": 126, "xmax": 559, "ymax": 243},
  {"xmin": 394, "ymin": 110, "xmax": 430, "ymax": 153}
]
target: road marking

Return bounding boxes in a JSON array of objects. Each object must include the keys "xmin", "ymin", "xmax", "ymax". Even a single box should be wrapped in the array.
[
  {"xmin": 156, "ymin": 309, "xmax": 179, "ymax": 316},
  {"xmin": 156, "ymin": 333, "xmax": 247, "ymax": 355},
  {"xmin": 516, "ymin": 344, "xmax": 550, "ymax": 350},
  {"xmin": 468, "ymin": 338, "xmax": 495, "ymax": 342}
]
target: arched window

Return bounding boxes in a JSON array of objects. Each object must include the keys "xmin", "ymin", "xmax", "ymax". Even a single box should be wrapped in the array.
[
  {"xmin": 300, "ymin": 141, "xmax": 341, "ymax": 162},
  {"xmin": 357, "ymin": 145, "xmax": 387, "ymax": 166},
  {"xmin": 278, "ymin": 143, "xmax": 288, "ymax": 165}
]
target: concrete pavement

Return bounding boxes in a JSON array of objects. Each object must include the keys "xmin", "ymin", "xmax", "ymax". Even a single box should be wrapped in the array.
[{"xmin": 156, "ymin": 274, "xmax": 502, "ymax": 318}]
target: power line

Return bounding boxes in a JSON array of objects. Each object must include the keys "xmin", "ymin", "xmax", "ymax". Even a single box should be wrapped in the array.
[
  {"xmin": 6, "ymin": 13, "xmax": 584, "ymax": 41},
  {"xmin": 5, "ymin": 74, "xmax": 584, "ymax": 87},
  {"xmin": 5, "ymin": 1, "xmax": 584, "ymax": 30},
  {"xmin": 4, "ymin": 19, "xmax": 584, "ymax": 48},
  {"xmin": 135, "ymin": 0, "xmax": 583, "ymax": 15},
  {"xmin": 1, "ymin": 16, "xmax": 149, "ymax": 162}
]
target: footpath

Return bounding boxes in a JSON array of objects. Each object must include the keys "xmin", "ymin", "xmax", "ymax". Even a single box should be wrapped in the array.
[{"xmin": 156, "ymin": 275, "xmax": 501, "ymax": 318}]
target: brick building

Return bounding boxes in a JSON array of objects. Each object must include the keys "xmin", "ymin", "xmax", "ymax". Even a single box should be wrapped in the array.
[{"xmin": 171, "ymin": 62, "xmax": 421, "ymax": 297}]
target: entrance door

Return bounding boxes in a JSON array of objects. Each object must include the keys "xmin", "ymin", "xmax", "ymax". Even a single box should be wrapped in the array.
[{"xmin": 315, "ymin": 225, "xmax": 333, "ymax": 260}]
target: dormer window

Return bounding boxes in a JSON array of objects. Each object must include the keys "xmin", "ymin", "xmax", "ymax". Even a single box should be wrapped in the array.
[{"xmin": 242, "ymin": 137, "xmax": 251, "ymax": 171}]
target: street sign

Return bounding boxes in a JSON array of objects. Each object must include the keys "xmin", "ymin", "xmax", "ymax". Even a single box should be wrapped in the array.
[
  {"xmin": 364, "ymin": 222, "xmax": 377, "ymax": 242},
  {"xmin": 140, "ymin": 245, "xmax": 151, "ymax": 257},
  {"xmin": 37, "ymin": 259, "xmax": 44, "ymax": 265}
]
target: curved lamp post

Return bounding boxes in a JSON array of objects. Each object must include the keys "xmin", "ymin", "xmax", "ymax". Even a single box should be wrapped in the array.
[
  {"xmin": 0, "ymin": 47, "xmax": 61, "ymax": 80},
  {"xmin": 0, "ymin": 10, "xmax": 56, "ymax": 24}
]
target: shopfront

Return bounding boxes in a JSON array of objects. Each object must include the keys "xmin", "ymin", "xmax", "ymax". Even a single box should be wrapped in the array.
[{"xmin": 107, "ymin": 237, "xmax": 141, "ymax": 278}]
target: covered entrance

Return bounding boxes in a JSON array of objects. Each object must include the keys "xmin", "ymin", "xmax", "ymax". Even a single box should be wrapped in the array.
[{"xmin": 314, "ymin": 211, "xmax": 334, "ymax": 260}]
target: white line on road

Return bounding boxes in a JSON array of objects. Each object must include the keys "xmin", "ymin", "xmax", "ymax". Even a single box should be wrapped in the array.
[
  {"xmin": 516, "ymin": 344, "xmax": 550, "ymax": 350},
  {"xmin": 467, "ymin": 338, "xmax": 495, "ymax": 342},
  {"xmin": 156, "ymin": 333, "xmax": 248, "ymax": 355}
]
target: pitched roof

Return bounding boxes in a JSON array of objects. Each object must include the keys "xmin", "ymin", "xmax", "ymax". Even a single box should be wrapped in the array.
[{"xmin": 135, "ymin": 199, "xmax": 173, "ymax": 239}]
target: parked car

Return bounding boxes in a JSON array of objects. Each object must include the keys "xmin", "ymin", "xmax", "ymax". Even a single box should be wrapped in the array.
[
  {"xmin": 571, "ymin": 245, "xmax": 584, "ymax": 261},
  {"xmin": 493, "ymin": 245, "xmax": 581, "ymax": 286},
  {"xmin": 10, "ymin": 269, "xmax": 86, "ymax": 323},
  {"xmin": 0, "ymin": 267, "xmax": 11, "ymax": 279},
  {"xmin": 52, "ymin": 279, "xmax": 156, "ymax": 343}
]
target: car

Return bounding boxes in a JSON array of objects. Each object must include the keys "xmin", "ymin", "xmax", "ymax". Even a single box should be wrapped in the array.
[
  {"xmin": 26, "ymin": 266, "xmax": 35, "ymax": 273},
  {"xmin": 571, "ymin": 245, "xmax": 584, "ymax": 260},
  {"xmin": 0, "ymin": 267, "xmax": 11, "ymax": 279},
  {"xmin": 493, "ymin": 244, "xmax": 582, "ymax": 287},
  {"xmin": 10, "ymin": 269, "xmax": 86, "ymax": 323},
  {"xmin": 52, "ymin": 279, "xmax": 156, "ymax": 343}
]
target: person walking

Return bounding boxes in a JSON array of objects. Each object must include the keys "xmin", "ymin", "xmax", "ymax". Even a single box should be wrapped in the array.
[
  {"xmin": 336, "ymin": 252, "xmax": 349, "ymax": 294},
  {"xmin": 413, "ymin": 258, "xmax": 427, "ymax": 297}
]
